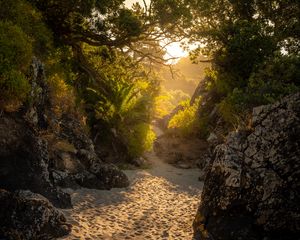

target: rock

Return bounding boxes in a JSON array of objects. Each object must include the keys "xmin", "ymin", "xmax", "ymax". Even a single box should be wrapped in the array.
[
  {"xmin": 53, "ymin": 151, "xmax": 85, "ymax": 174},
  {"xmin": 0, "ymin": 114, "xmax": 71, "ymax": 208},
  {"xmin": 24, "ymin": 57, "xmax": 50, "ymax": 129},
  {"xmin": 57, "ymin": 114, "xmax": 130, "ymax": 189},
  {"xmin": 206, "ymin": 132, "xmax": 218, "ymax": 143},
  {"xmin": 72, "ymin": 170, "xmax": 107, "ymax": 189},
  {"xmin": 176, "ymin": 162, "xmax": 192, "ymax": 169},
  {"xmin": 198, "ymin": 171, "xmax": 206, "ymax": 181},
  {"xmin": 193, "ymin": 93, "xmax": 300, "ymax": 240},
  {"xmin": 76, "ymin": 149, "xmax": 95, "ymax": 168},
  {"xmin": 0, "ymin": 189, "xmax": 71, "ymax": 240},
  {"xmin": 51, "ymin": 170, "xmax": 80, "ymax": 189},
  {"xmin": 132, "ymin": 157, "xmax": 147, "ymax": 167},
  {"xmin": 0, "ymin": 55, "xmax": 130, "ymax": 215},
  {"xmin": 59, "ymin": 114, "xmax": 98, "ymax": 166},
  {"xmin": 90, "ymin": 162, "xmax": 129, "ymax": 189}
]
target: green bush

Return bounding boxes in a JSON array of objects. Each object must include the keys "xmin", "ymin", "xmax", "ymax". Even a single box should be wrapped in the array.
[
  {"xmin": 168, "ymin": 98, "xmax": 208, "ymax": 137},
  {"xmin": 217, "ymin": 54, "xmax": 300, "ymax": 128},
  {"xmin": 122, "ymin": 123, "xmax": 156, "ymax": 158},
  {"xmin": 218, "ymin": 89, "xmax": 249, "ymax": 128},
  {"xmin": 0, "ymin": 21, "xmax": 33, "ymax": 71},
  {"xmin": 0, "ymin": 21, "xmax": 32, "ymax": 108},
  {"xmin": 0, "ymin": 0, "xmax": 53, "ymax": 56},
  {"xmin": 248, "ymin": 54, "xmax": 300, "ymax": 104},
  {"xmin": 154, "ymin": 88, "xmax": 190, "ymax": 118},
  {"xmin": 81, "ymin": 47, "xmax": 158, "ymax": 158}
]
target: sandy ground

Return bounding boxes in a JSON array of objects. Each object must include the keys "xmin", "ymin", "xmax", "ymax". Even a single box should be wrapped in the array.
[{"xmin": 59, "ymin": 126, "xmax": 203, "ymax": 240}]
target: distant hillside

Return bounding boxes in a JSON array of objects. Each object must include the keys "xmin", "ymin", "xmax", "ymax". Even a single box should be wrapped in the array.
[{"xmin": 159, "ymin": 56, "xmax": 211, "ymax": 96}]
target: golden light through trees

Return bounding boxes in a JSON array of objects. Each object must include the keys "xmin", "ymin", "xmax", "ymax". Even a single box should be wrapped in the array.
[{"xmin": 125, "ymin": 0, "xmax": 188, "ymax": 63}]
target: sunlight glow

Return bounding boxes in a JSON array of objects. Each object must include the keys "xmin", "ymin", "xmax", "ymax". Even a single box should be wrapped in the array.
[
  {"xmin": 125, "ymin": 0, "xmax": 150, "ymax": 8},
  {"xmin": 164, "ymin": 42, "xmax": 189, "ymax": 63},
  {"xmin": 125, "ymin": 0, "xmax": 189, "ymax": 63}
]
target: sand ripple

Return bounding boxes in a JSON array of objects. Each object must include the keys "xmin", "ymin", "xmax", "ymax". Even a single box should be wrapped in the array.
[{"xmin": 60, "ymin": 155, "xmax": 203, "ymax": 240}]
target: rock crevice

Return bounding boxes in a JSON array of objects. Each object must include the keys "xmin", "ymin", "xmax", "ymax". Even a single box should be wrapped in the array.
[
  {"xmin": 0, "ymin": 58, "xmax": 129, "ymax": 239},
  {"xmin": 193, "ymin": 93, "xmax": 300, "ymax": 240}
]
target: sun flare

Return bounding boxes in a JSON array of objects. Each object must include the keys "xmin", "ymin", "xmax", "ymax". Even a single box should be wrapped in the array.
[{"xmin": 165, "ymin": 42, "xmax": 188, "ymax": 62}]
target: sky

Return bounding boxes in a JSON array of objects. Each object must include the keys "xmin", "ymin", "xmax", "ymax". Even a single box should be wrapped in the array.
[
  {"xmin": 125, "ymin": 0, "xmax": 150, "ymax": 8},
  {"xmin": 125, "ymin": 0, "xmax": 188, "ymax": 61}
]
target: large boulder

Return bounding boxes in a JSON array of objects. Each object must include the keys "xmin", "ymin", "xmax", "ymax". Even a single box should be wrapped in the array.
[
  {"xmin": 0, "ymin": 113, "xmax": 71, "ymax": 208},
  {"xmin": 90, "ymin": 162, "xmax": 130, "ymax": 189},
  {"xmin": 0, "ymin": 57, "xmax": 129, "ymax": 210},
  {"xmin": 193, "ymin": 93, "xmax": 300, "ymax": 240},
  {"xmin": 0, "ymin": 189, "xmax": 71, "ymax": 240},
  {"xmin": 50, "ymin": 114, "xmax": 130, "ymax": 189}
]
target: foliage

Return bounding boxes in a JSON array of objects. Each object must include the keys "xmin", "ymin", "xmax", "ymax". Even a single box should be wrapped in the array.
[
  {"xmin": 166, "ymin": 0, "xmax": 300, "ymax": 131},
  {"xmin": 168, "ymin": 98, "xmax": 209, "ymax": 137},
  {"xmin": 0, "ymin": 21, "xmax": 32, "ymax": 108},
  {"xmin": 80, "ymin": 47, "xmax": 158, "ymax": 157},
  {"xmin": 0, "ymin": 0, "xmax": 174, "ymax": 158},
  {"xmin": 154, "ymin": 88, "xmax": 190, "ymax": 118},
  {"xmin": 122, "ymin": 123, "xmax": 156, "ymax": 157},
  {"xmin": 218, "ymin": 89, "xmax": 251, "ymax": 128},
  {"xmin": 1, "ymin": 0, "xmax": 298, "ymax": 155},
  {"xmin": 0, "ymin": 0, "xmax": 54, "ymax": 110},
  {"xmin": 247, "ymin": 54, "xmax": 300, "ymax": 104},
  {"xmin": 218, "ymin": 54, "xmax": 300, "ymax": 127},
  {"xmin": 29, "ymin": 0, "xmax": 143, "ymax": 47},
  {"xmin": 47, "ymin": 73, "xmax": 76, "ymax": 116},
  {"xmin": 0, "ymin": 0, "xmax": 52, "ymax": 56},
  {"xmin": 0, "ymin": 22, "xmax": 33, "ymax": 71}
]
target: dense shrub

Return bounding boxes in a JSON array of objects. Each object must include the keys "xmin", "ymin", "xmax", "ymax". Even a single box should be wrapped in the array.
[
  {"xmin": 168, "ymin": 98, "xmax": 208, "ymax": 137},
  {"xmin": 0, "ymin": 21, "xmax": 32, "ymax": 109},
  {"xmin": 0, "ymin": 0, "xmax": 52, "ymax": 56},
  {"xmin": 154, "ymin": 88, "xmax": 190, "ymax": 118},
  {"xmin": 122, "ymin": 123, "xmax": 156, "ymax": 158},
  {"xmin": 0, "ymin": 0, "xmax": 53, "ymax": 110},
  {"xmin": 47, "ymin": 73, "xmax": 76, "ymax": 116},
  {"xmin": 81, "ymin": 47, "xmax": 158, "ymax": 158},
  {"xmin": 0, "ymin": 22, "xmax": 33, "ymax": 71},
  {"xmin": 217, "ymin": 54, "xmax": 300, "ymax": 128}
]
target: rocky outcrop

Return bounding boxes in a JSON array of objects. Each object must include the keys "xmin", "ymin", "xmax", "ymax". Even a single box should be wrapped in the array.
[
  {"xmin": 0, "ymin": 189, "xmax": 71, "ymax": 240},
  {"xmin": 0, "ymin": 113, "xmax": 71, "ymax": 208},
  {"xmin": 0, "ymin": 58, "xmax": 129, "ymax": 210},
  {"xmin": 0, "ymin": 57, "xmax": 130, "ymax": 240},
  {"xmin": 193, "ymin": 93, "xmax": 300, "ymax": 240},
  {"xmin": 49, "ymin": 114, "xmax": 129, "ymax": 189}
]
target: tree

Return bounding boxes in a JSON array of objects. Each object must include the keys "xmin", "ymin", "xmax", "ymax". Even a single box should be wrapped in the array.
[
  {"xmin": 27, "ymin": 0, "xmax": 183, "ymax": 91},
  {"xmin": 0, "ymin": 21, "xmax": 32, "ymax": 109},
  {"xmin": 152, "ymin": 0, "xmax": 299, "ymax": 132}
]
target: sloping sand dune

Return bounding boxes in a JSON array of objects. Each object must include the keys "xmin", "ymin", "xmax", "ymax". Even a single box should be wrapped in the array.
[{"xmin": 59, "ymin": 151, "xmax": 203, "ymax": 240}]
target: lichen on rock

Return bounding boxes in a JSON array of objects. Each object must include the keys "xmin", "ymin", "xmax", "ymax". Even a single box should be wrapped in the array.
[
  {"xmin": 0, "ymin": 189, "xmax": 71, "ymax": 240},
  {"xmin": 193, "ymin": 93, "xmax": 300, "ymax": 240}
]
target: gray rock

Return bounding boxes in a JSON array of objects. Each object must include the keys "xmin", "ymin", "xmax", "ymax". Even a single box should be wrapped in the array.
[
  {"xmin": 0, "ymin": 114, "xmax": 71, "ymax": 208},
  {"xmin": 132, "ymin": 157, "xmax": 147, "ymax": 167},
  {"xmin": 207, "ymin": 132, "xmax": 218, "ymax": 143},
  {"xmin": 0, "ymin": 189, "xmax": 71, "ymax": 240},
  {"xmin": 193, "ymin": 93, "xmax": 300, "ymax": 240},
  {"xmin": 90, "ymin": 162, "xmax": 129, "ymax": 189}
]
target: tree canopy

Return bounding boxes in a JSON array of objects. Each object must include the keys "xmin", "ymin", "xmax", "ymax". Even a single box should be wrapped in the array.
[{"xmin": 0, "ymin": 0, "xmax": 299, "ymax": 151}]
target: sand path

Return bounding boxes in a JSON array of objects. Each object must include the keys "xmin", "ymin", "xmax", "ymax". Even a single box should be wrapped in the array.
[{"xmin": 60, "ymin": 127, "xmax": 203, "ymax": 240}]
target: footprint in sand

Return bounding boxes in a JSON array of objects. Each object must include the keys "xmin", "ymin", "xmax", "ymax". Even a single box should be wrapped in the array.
[{"xmin": 59, "ymin": 148, "xmax": 203, "ymax": 240}]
